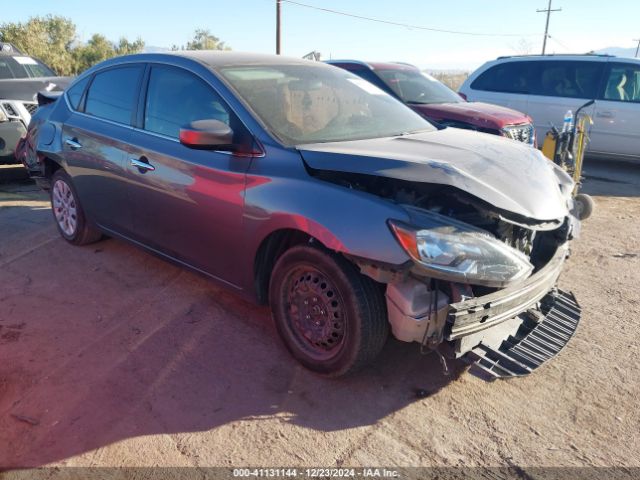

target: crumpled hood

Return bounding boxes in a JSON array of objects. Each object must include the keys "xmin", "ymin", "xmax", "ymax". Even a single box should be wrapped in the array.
[
  {"xmin": 411, "ymin": 101, "xmax": 530, "ymax": 130},
  {"xmin": 298, "ymin": 128, "xmax": 571, "ymax": 222},
  {"xmin": 0, "ymin": 76, "xmax": 72, "ymax": 102}
]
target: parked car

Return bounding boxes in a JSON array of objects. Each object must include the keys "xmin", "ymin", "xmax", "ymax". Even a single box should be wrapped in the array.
[
  {"xmin": 0, "ymin": 43, "xmax": 72, "ymax": 164},
  {"xmin": 22, "ymin": 52, "xmax": 582, "ymax": 378},
  {"xmin": 460, "ymin": 54, "xmax": 640, "ymax": 161},
  {"xmin": 327, "ymin": 60, "xmax": 536, "ymax": 145}
]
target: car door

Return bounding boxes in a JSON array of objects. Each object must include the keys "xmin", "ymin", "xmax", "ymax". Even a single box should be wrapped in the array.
[
  {"xmin": 525, "ymin": 60, "xmax": 602, "ymax": 146},
  {"xmin": 465, "ymin": 61, "xmax": 531, "ymax": 114},
  {"xmin": 62, "ymin": 65, "xmax": 143, "ymax": 234},
  {"xmin": 122, "ymin": 64, "xmax": 252, "ymax": 287},
  {"xmin": 590, "ymin": 61, "xmax": 640, "ymax": 158}
]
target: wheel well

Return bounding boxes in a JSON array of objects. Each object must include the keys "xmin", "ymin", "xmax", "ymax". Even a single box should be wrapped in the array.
[
  {"xmin": 40, "ymin": 157, "xmax": 62, "ymax": 186},
  {"xmin": 254, "ymin": 229, "xmax": 316, "ymax": 304}
]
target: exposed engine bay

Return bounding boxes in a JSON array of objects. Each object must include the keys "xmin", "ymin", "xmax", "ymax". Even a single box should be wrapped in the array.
[{"xmin": 307, "ymin": 166, "xmax": 581, "ymax": 378}]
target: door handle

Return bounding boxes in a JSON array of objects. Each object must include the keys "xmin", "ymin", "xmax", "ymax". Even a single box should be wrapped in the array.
[
  {"xmin": 596, "ymin": 111, "xmax": 614, "ymax": 118},
  {"xmin": 65, "ymin": 138, "xmax": 82, "ymax": 150},
  {"xmin": 130, "ymin": 157, "xmax": 155, "ymax": 172}
]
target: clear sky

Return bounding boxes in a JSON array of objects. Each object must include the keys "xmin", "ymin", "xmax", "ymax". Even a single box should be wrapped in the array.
[{"xmin": 4, "ymin": 0, "xmax": 639, "ymax": 70}]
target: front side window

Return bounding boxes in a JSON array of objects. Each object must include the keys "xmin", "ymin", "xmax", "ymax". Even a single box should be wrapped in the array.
[
  {"xmin": 603, "ymin": 63, "xmax": 640, "ymax": 102},
  {"xmin": 376, "ymin": 69, "xmax": 463, "ymax": 104},
  {"xmin": 144, "ymin": 66, "xmax": 230, "ymax": 138},
  {"xmin": 85, "ymin": 66, "xmax": 143, "ymax": 125},
  {"xmin": 219, "ymin": 64, "xmax": 433, "ymax": 145}
]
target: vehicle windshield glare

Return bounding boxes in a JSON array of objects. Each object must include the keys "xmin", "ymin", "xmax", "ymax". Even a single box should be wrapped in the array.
[
  {"xmin": 0, "ymin": 56, "xmax": 56, "ymax": 79},
  {"xmin": 377, "ymin": 69, "xmax": 463, "ymax": 105},
  {"xmin": 219, "ymin": 64, "xmax": 435, "ymax": 145}
]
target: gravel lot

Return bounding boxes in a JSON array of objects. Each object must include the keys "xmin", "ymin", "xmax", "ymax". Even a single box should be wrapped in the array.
[{"xmin": 0, "ymin": 159, "xmax": 639, "ymax": 476}]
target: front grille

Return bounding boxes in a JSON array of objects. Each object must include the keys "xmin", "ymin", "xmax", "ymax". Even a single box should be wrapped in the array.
[
  {"xmin": 23, "ymin": 102, "xmax": 38, "ymax": 115},
  {"xmin": 502, "ymin": 123, "xmax": 535, "ymax": 145}
]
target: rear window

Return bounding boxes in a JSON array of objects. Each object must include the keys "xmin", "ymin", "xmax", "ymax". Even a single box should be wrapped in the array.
[
  {"xmin": 471, "ymin": 62, "xmax": 533, "ymax": 94},
  {"xmin": 84, "ymin": 66, "xmax": 143, "ymax": 125},
  {"xmin": 0, "ymin": 56, "xmax": 55, "ymax": 79},
  {"xmin": 472, "ymin": 60, "xmax": 604, "ymax": 99},
  {"xmin": 533, "ymin": 61, "xmax": 603, "ymax": 99},
  {"xmin": 66, "ymin": 76, "xmax": 91, "ymax": 111}
]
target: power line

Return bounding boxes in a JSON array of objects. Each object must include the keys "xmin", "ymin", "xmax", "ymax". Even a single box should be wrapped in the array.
[
  {"xmin": 537, "ymin": 0, "xmax": 562, "ymax": 55},
  {"xmin": 280, "ymin": 0, "xmax": 539, "ymax": 37},
  {"xmin": 548, "ymin": 35, "xmax": 572, "ymax": 52}
]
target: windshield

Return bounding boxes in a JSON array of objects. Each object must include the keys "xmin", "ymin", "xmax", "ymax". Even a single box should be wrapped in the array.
[
  {"xmin": 376, "ymin": 69, "xmax": 463, "ymax": 105},
  {"xmin": 219, "ymin": 64, "xmax": 434, "ymax": 145},
  {"xmin": 0, "ymin": 56, "xmax": 56, "ymax": 80}
]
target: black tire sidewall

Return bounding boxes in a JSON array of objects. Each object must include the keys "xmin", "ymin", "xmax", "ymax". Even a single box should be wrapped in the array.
[{"xmin": 269, "ymin": 246, "xmax": 374, "ymax": 376}]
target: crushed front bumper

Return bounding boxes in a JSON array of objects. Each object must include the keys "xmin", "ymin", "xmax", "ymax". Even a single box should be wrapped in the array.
[
  {"xmin": 444, "ymin": 244, "xmax": 581, "ymax": 378},
  {"xmin": 447, "ymin": 244, "xmax": 569, "ymax": 343}
]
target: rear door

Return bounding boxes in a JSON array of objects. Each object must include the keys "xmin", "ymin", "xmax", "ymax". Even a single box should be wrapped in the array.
[
  {"xmin": 122, "ymin": 64, "xmax": 252, "ymax": 286},
  {"xmin": 525, "ymin": 60, "xmax": 602, "ymax": 145},
  {"xmin": 590, "ymin": 61, "xmax": 640, "ymax": 158},
  {"xmin": 62, "ymin": 65, "xmax": 143, "ymax": 234}
]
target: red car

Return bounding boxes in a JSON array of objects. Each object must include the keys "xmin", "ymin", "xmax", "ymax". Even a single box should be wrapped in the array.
[{"xmin": 327, "ymin": 60, "xmax": 535, "ymax": 146}]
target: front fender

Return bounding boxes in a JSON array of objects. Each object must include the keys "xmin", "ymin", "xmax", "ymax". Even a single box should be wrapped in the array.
[{"xmin": 242, "ymin": 173, "xmax": 413, "ymax": 278}]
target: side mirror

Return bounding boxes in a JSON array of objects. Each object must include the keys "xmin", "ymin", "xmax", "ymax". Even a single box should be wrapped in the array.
[{"xmin": 179, "ymin": 119, "xmax": 234, "ymax": 150}]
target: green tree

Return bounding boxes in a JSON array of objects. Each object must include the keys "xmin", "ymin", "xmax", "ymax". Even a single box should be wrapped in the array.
[
  {"xmin": 0, "ymin": 15, "xmax": 145, "ymax": 75},
  {"xmin": 185, "ymin": 29, "xmax": 230, "ymax": 50},
  {"xmin": 0, "ymin": 15, "xmax": 77, "ymax": 75}
]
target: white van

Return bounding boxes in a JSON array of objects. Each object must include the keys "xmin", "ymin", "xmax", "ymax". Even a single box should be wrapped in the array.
[{"xmin": 460, "ymin": 54, "xmax": 640, "ymax": 161}]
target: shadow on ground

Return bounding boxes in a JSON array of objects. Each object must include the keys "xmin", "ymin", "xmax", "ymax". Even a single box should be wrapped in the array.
[{"xmin": 0, "ymin": 199, "xmax": 465, "ymax": 468}]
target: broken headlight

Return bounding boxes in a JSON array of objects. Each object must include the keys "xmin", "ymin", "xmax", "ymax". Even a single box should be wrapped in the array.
[{"xmin": 389, "ymin": 213, "xmax": 533, "ymax": 287}]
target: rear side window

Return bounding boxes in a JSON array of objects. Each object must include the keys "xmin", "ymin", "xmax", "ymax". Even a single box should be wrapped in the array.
[
  {"xmin": 533, "ymin": 61, "xmax": 603, "ymax": 99},
  {"xmin": 470, "ymin": 62, "xmax": 532, "ymax": 94},
  {"xmin": 85, "ymin": 66, "xmax": 143, "ymax": 124},
  {"xmin": 66, "ymin": 76, "xmax": 91, "ymax": 111},
  {"xmin": 603, "ymin": 63, "xmax": 640, "ymax": 102},
  {"xmin": 143, "ymin": 65, "xmax": 230, "ymax": 138}
]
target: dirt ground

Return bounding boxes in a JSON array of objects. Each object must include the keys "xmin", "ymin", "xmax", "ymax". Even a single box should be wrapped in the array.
[{"xmin": 0, "ymin": 159, "xmax": 639, "ymax": 475}]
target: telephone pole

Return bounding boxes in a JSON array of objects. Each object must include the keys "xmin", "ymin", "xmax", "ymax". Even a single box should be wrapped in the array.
[
  {"xmin": 276, "ymin": 0, "xmax": 282, "ymax": 55},
  {"xmin": 537, "ymin": 0, "xmax": 562, "ymax": 55},
  {"xmin": 635, "ymin": 39, "xmax": 640, "ymax": 58}
]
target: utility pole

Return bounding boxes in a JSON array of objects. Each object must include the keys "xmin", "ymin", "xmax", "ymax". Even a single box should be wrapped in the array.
[
  {"xmin": 276, "ymin": 0, "xmax": 282, "ymax": 55},
  {"xmin": 635, "ymin": 39, "xmax": 640, "ymax": 58},
  {"xmin": 537, "ymin": 0, "xmax": 562, "ymax": 55}
]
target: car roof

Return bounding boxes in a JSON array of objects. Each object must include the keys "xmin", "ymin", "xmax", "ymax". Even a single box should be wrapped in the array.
[{"xmin": 326, "ymin": 60, "xmax": 419, "ymax": 71}]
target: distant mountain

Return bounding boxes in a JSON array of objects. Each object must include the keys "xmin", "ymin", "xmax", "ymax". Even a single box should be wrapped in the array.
[
  {"xmin": 143, "ymin": 45, "xmax": 171, "ymax": 53},
  {"xmin": 595, "ymin": 47, "xmax": 638, "ymax": 58}
]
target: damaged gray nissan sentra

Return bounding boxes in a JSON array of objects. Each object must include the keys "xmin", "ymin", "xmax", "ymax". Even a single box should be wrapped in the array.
[{"xmin": 21, "ymin": 52, "xmax": 582, "ymax": 378}]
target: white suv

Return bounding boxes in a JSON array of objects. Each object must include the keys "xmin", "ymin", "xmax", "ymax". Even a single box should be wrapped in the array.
[{"xmin": 460, "ymin": 54, "xmax": 640, "ymax": 161}]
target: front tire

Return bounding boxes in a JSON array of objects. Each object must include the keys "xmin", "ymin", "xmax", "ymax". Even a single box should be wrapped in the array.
[
  {"xmin": 269, "ymin": 245, "xmax": 389, "ymax": 376},
  {"xmin": 50, "ymin": 169, "xmax": 102, "ymax": 245}
]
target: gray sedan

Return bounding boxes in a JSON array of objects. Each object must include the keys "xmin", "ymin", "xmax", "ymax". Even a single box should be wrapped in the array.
[{"xmin": 22, "ymin": 52, "xmax": 582, "ymax": 378}]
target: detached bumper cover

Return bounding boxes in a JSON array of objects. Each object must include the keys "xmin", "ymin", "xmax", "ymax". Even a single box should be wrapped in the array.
[{"xmin": 467, "ymin": 289, "xmax": 581, "ymax": 379}]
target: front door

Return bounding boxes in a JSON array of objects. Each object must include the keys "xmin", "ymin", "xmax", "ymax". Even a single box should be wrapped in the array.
[
  {"xmin": 591, "ymin": 62, "xmax": 640, "ymax": 158},
  {"xmin": 123, "ymin": 64, "xmax": 252, "ymax": 287}
]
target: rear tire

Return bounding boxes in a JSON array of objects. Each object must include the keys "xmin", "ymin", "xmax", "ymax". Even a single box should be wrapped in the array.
[
  {"xmin": 269, "ymin": 245, "xmax": 389, "ymax": 376},
  {"xmin": 50, "ymin": 169, "xmax": 102, "ymax": 245}
]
